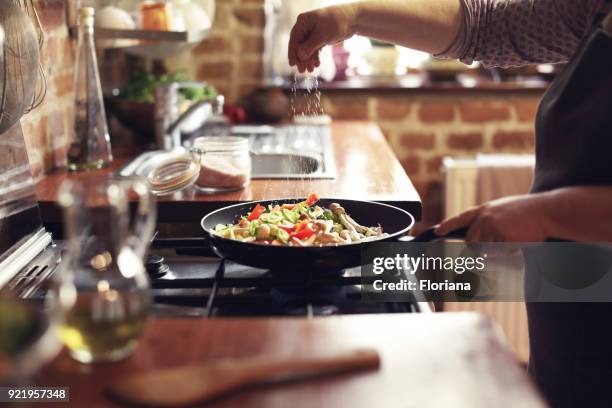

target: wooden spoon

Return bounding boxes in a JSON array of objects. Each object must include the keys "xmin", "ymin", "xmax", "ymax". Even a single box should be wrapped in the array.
[{"xmin": 108, "ymin": 348, "xmax": 380, "ymax": 407}]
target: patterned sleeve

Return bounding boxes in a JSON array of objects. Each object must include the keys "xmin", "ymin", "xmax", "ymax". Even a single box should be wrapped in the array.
[{"xmin": 437, "ymin": 0, "xmax": 612, "ymax": 68}]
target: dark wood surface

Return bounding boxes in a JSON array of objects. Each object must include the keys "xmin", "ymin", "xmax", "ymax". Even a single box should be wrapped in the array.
[
  {"xmin": 37, "ymin": 313, "xmax": 545, "ymax": 408},
  {"xmin": 35, "ymin": 122, "xmax": 422, "ymax": 235}
]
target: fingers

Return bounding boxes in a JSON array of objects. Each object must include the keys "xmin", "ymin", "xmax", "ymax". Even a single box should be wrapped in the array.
[
  {"xmin": 289, "ymin": 12, "xmax": 324, "ymax": 73},
  {"xmin": 436, "ymin": 206, "xmax": 482, "ymax": 236},
  {"xmin": 466, "ymin": 221, "xmax": 482, "ymax": 243},
  {"xmin": 295, "ymin": 42, "xmax": 323, "ymax": 73},
  {"xmin": 289, "ymin": 13, "xmax": 315, "ymax": 65},
  {"xmin": 294, "ymin": 50, "xmax": 321, "ymax": 73},
  {"xmin": 297, "ymin": 32, "xmax": 326, "ymax": 63},
  {"xmin": 466, "ymin": 217, "xmax": 506, "ymax": 243}
]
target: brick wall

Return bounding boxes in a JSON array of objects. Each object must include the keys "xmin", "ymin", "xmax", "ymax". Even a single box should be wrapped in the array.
[
  {"xmin": 169, "ymin": 0, "xmax": 265, "ymax": 104},
  {"xmin": 20, "ymin": 0, "xmax": 74, "ymax": 180},
  {"xmin": 305, "ymin": 91, "xmax": 541, "ymax": 226}
]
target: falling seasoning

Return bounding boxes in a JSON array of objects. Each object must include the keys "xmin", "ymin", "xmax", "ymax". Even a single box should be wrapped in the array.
[{"xmin": 68, "ymin": 7, "xmax": 113, "ymax": 172}]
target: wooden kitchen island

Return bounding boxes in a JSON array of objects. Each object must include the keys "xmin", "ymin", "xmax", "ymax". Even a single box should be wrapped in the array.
[
  {"xmin": 38, "ymin": 313, "xmax": 544, "ymax": 407},
  {"xmin": 35, "ymin": 121, "xmax": 421, "ymax": 236}
]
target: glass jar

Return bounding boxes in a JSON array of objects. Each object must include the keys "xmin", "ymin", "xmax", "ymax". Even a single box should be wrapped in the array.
[{"xmin": 192, "ymin": 136, "xmax": 251, "ymax": 193}]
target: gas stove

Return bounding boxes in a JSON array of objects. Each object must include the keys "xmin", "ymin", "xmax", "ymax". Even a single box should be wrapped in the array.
[
  {"xmin": 146, "ymin": 237, "xmax": 430, "ymax": 317},
  {"xmin": 3, "ymin": 235, "xmax": 430, "ymax": 317}
]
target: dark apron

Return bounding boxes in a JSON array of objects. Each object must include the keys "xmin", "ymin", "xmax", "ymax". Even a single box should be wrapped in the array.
[{"xmin": 527, "ymin": 25, "xmax": 612, "ymax": 408}]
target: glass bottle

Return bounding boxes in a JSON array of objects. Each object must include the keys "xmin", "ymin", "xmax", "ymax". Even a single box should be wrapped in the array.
[{"xmin": 68, "ymin": 7, "xmax": 113, "ymax": 172}]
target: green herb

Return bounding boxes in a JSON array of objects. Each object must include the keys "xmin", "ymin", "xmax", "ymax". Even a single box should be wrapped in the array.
[{"xmin": 120, "ymin": 71, "xmax": 217, "ymax": 104}]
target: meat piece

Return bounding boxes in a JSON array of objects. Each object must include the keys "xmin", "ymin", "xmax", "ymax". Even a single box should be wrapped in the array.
[
  {"xmin": 329, "ymin": 203, "xmax": 382, "ymax": 236},
  {"xmin": 313, "ymin": 220, "xmax": 332, "ymax": 233},
  {"xmin": 317, "ymin": 231, "xmax": 342, "ymax": 245}
]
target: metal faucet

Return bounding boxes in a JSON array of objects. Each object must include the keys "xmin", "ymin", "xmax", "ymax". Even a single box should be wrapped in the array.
[{"xmin": 155, "ymin": 82, "xmax": 225, "ymax": 150}]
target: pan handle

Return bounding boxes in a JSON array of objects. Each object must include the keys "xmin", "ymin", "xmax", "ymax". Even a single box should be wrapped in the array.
[{"xmin": 410, "ymin": 226, "xmax": 468, "ymax": 243}]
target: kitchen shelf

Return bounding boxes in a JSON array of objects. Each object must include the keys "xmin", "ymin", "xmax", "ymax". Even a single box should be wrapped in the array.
[
  {"xmin": 96, "ymin": 27, "xmax": 210, "ymax": 44},
  {"xmin": 94, "ymin": 27, "xmax": 210, "ymax": 59}
]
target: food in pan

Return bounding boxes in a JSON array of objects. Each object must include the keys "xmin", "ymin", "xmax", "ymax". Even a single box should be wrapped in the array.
[{"xmin": 213, "ymin": 193, "xmax": 388, "ymax": 246}]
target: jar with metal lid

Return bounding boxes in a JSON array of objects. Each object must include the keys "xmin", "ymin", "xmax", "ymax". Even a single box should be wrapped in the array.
[{"xmin": 191, "ymin": 136, "xmax": 251, "ymax": 193}]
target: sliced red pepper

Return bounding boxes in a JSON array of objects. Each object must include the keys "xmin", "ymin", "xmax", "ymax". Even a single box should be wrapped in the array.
[
  {"xmin": 291, "ymin": 225, "xmax": 315, "ymax": 240},
  {"xmin": 247, "ymin": 204, "xmax": 265, "ymax": 221},
  {"xmin": 306, "ymin": 192, "xmax": 319, "ymax": 206},
  {"xmin": 278, "ymin": 224, "xmax": 295, "ymax": 233}
]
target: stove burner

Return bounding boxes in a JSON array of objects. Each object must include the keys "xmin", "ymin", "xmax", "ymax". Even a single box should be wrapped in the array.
[
  {"xmin": 145, "ymin": 237, "xmax": 426, "ymax": 317},
  {"xmin": 145, "ymin": 255, "xmax": 170, "ymax": 279}
]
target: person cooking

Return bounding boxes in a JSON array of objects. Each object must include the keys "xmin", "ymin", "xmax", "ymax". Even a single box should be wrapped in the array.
[{"xmin": 289, "ymin": 1, "xmax": 612, "ymax": 407}]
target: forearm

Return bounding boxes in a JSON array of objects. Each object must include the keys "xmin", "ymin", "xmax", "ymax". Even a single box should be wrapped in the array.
[
  {"xmin": 542, "ymin": 187, "xmax": 612, "ymax": 242},
  {"xmin": 350, "ymin": 0, "xmax": 463, "ymax": 54}
]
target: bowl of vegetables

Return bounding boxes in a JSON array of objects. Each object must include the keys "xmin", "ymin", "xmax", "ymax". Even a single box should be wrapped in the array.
[{"xmin": 105, "ymin": 72, "xmax": 218, "ymax": 139}]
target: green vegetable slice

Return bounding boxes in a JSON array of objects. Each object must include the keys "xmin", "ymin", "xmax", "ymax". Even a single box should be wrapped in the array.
[
  {"xmin": 276, "ymin": 228, "xmax": 290, "ymax": 243},
  {"xmin": 259, "ymin": 212, "xmax": 284, "ymax": 224},
  {"xmin": 248, "ymin": 221, "xmax": 258, "ymax": 237},
  {"xmin": 282, "ymin": 208, "xmax": 299, "ymax": 223}
]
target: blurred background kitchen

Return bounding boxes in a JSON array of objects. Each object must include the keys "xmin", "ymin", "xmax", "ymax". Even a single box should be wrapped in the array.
[{"xmin": 22, "ymin": 0, "xmax": 550, "ymax": 363}]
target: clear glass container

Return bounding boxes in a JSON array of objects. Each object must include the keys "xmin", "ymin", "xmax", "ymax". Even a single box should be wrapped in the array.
[
  {"xmin": 68, "ymin": 7, "xmax": 113, "ymax": 172},
  {"xmin": 49, "ymin": 179, "xmax": 156, "ymax": 363},
  {"xmin": 146, "ymin": 150, "xmax": 201, "ymax": 196},
  {"xmin": 192, "ymin": 136, "xmax": 251, "ymax": 193}
]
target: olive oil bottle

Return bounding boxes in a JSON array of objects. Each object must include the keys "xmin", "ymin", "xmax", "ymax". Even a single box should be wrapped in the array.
[{"xmin": 68, "ymin": 7, "xmax": 112, "ymax": 171}]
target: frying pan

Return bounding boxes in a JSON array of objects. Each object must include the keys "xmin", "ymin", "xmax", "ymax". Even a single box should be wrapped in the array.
[{"xmin": 201, "ymin": 198, "xmax": 415, "ymax": 271}]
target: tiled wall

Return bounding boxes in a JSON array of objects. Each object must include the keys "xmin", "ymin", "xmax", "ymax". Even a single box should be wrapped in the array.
[{"xmin": 21, "ymin": 0, "xmax": 75, "ymax": 180}]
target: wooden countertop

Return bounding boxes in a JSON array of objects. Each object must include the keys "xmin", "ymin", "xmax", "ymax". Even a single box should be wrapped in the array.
[
  {"xmin": 35, "ymin": 122, "xmax": 421, "ymax": 233},
  {"xmin": 38, "ymin": 313, "xmax": 544, "ymax": 408}
]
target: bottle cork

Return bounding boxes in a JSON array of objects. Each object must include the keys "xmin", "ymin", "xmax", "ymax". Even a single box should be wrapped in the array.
[{"xmin": 79, "ymin": 6, "xmax": 95, "ymax": 26}]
